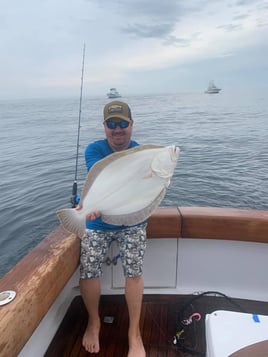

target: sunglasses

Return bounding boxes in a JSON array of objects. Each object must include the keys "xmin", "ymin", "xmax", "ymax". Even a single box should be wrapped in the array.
[{"xmin": 105, "ymin": 120, "xmax": 130, "ymax": 129}]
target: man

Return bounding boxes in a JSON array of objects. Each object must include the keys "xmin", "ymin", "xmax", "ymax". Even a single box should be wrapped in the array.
[{"xmin": 79, "ymin": 100, "xmax": 146, "ymax": 357}]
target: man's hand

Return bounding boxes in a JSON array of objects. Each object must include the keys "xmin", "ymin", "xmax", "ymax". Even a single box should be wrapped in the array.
[
  {"xmin": 86, "ymin": 211, "xmax": 101, "ymax": 220},
  {"xmin": 75, "ymin": 205, "xmax": 101, "ymax": 221}
]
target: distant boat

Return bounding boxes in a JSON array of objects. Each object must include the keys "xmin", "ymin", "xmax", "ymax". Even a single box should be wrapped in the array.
[
  {"xmin": 205, "ymin": 80, "xmax": 221, "ymax": 94},
  {"xmin": 107, "ymin": 88, "xmax": 121, "ymax": 98}
]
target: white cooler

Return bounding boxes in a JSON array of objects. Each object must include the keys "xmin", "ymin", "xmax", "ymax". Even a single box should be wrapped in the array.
[{"xmin": 205, "ymin": 310, "xmax": 268, "ymax": 357}]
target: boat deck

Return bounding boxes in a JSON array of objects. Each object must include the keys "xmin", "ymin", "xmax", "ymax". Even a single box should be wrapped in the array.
[{"xmin": 45, "ymin": 294, "xmax": 268, "ymax": 357}]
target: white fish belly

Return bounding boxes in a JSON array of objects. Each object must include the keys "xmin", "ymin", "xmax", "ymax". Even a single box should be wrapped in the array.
[{"xmin": 82, "ymin": 148, "xmax": 168, "ymax": 216}]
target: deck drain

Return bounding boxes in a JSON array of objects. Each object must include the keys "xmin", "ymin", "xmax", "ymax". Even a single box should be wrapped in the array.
[{"xmin": 103, "ymin": 316, "xmax": 114, "ymax": 324}]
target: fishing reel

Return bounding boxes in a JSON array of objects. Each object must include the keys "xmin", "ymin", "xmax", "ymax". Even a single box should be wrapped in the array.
[
  {"xmin": 70, "ymin": 180, "xmax": 80, "ymax": 208},
  {"xmin": 70, "ymin": 194, "xmax": 80, "ymax": 208}
]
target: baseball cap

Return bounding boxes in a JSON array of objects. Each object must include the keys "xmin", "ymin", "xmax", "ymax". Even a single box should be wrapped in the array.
[{"xmin": 103, "ymin": 101, "xmax": 132, "ymax": 122}]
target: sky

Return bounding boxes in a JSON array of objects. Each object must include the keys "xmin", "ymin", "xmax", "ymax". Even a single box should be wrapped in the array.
[{"xmin": 1, "ymin": 0, "xmax": 268, "ymax": 99}]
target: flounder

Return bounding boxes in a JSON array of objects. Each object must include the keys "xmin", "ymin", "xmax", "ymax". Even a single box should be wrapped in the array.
[{"xmin": 57, "ymin": 144, "xmax": 179, "ymax": 238}]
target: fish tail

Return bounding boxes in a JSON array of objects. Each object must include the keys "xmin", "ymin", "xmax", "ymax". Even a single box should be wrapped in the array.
[{"xmin": 56, "ymin": 208, "xmax": 85, "ymax": 239}]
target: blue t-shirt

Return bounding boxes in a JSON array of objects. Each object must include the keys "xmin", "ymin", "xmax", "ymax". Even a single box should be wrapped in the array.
[{"xmin": 84, "ymin": 139, "xmax": 139, "ymax": 230}]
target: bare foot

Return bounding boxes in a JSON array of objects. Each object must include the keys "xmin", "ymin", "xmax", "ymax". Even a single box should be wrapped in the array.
[
  {"xmin": 128, "ymin": 334, "xmax": 146, "ymax": 357},
  {"xmin": 82, "ymin": 320, "xmax": 100, "ymax": 353}
]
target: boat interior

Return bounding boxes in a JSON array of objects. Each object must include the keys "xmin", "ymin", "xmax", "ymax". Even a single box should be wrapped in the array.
[
  {"xmin": 1, "ymin": 206, "xmax": 268, "ymax": 357},
  {"xmin": 44, "ymin": 294, "xmax": 268, "ymax": 356}
]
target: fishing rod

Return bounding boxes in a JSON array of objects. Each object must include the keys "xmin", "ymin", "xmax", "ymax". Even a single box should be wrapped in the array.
[{"xmin": 71, "ymin": 43, "xmax": 86, "ymax": 208}]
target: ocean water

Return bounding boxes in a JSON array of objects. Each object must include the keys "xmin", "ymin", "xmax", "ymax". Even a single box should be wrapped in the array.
[{"xmin": 0, "ymin": 91, "xmax": 267, "ymax": 277}]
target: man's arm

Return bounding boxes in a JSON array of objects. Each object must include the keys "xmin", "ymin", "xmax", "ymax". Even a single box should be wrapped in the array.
[{"xmin": 85, "ymin": 143, "xmax": 104, "ymax": 172}]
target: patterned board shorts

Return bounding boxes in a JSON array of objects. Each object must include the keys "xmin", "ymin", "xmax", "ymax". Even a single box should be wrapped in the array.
[{"xmin": 80, "ymin": 224, "xmax": 147, "ymax": 279}]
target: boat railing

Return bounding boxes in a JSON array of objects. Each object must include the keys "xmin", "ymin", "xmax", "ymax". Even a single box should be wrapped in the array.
[{"xmin": 0, "ymin": 206, "xmax": 268, "ymax": 356}]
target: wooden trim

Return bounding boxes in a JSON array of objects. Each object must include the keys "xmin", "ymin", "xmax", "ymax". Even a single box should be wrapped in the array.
[
  {"xmin": 0, "ymin": 226, "xmax": 80, "ymax": 357},
  {"xmin": 0, "ymin": 206, "xmax": 268, "ymax": 356},
  {"xmin": 147, "ymin": 206, "xmax": 268, "ymax": 243},
  {"xmin": 179, "ymin": 207, "xmax": 268, "ymax": 243},
  {"xmin": 146, "ymin": 206, "xmax": 181, "ymax": 238}
]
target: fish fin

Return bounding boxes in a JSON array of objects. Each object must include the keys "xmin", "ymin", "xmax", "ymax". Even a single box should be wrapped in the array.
[
  {"xmin": 81, "ymin": 144, "xmax": 164, "ymax": 202},
  {"xmin": 56, "ymin": 208, "xmax": 85, "ymax": 239},
  {"xmin": 102, "ymin": 188, "xmax": 166, "ymax": 226}
]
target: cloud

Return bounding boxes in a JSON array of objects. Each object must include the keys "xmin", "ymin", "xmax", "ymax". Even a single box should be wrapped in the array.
[
  {"xmin": 163, "ymin": 35, "xmax": 192, "ymax": 47},
  {"xmin": 217, "ymin": 23, "xmax": 243, "ymax": 32},
  {"xmin": 0, "ymin": 0, "xmax": 267, "ymax": 99},
  {"xmin": 90, "ymin": 0, "xmax": 203, "ymax": 41},
  {"xmin": 91, "ymin": 0, "xmax": 183, "ymax": 20},
  {"xmin": 233, "ymin": 14, "xmax": 249, "ymax": 20},
  {"xmin": 123, "ymin": 23, "xmax": 174, "ymax": 39}
]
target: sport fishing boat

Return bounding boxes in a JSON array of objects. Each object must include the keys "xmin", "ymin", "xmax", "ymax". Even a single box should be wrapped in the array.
[
  {"xmin": 1, "ymin": 206, "xmax": 268, "ymax": 357},
  {"xmin": 107, "ymin": 87, "xmax": 121, "ymax": 98},
  {"xmin": 205, "ymin": 81, "xmax": 221, "ymax": 94}
]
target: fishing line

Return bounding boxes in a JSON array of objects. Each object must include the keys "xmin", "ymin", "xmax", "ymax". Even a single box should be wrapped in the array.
[
  {"xmin": 173, "ymin": 291, "xmax": 246, "ymax": 356},
  {"xmin": 71, "ymin": 43, "xmax": 86, "ymax": 208}
]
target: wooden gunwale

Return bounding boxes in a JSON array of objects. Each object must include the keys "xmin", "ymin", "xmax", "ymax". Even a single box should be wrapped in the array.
[
  {"xmin": 0, "ymin": 206, "xmax": 268, "ymax": 356},
  {"xmin": 179, "ymin": 206, "xmax": 268, "ymax": 243}
]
